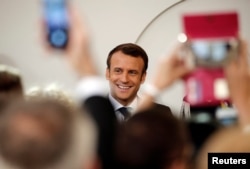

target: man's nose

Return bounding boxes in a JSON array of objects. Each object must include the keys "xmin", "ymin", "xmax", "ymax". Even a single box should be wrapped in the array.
[{"xmin": 120, "ymin": 72, "xmax": 129, "ymax": 82}]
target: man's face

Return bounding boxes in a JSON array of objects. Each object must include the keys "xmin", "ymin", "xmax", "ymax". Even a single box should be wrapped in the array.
[{"xmin": 106, "ymin": 51, "xmax": 146, "ymax": 106}]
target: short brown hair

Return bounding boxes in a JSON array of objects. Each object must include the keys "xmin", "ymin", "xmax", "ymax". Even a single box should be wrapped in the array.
[{"xmin": 106, "ymin": 43, "xmax": 148, "ymax": 73}]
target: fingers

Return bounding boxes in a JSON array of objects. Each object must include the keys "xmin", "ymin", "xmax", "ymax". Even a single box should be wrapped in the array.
[
  {"xmin": 224, "ymin": 38, "xmax": 249, "ymax": 75},
  {"xmin": 38, "ymin": 17, "xmax": 55, "ymax": 55},
  {"xmin": 238, "ymin": 38, "xmax": 248, "ymax": 65},
  {"xmin": 68, "ymin": 5, "xmax": 89, "ymax": 38},
  {"xmin": 68, "ymin": 6, "xmax": 83, "ymax": 30}
]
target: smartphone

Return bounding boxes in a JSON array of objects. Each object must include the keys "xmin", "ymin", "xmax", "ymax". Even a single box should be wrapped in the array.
[
  {"xmin": 43, "ymin": 0, "xmax": 69, "ymax": 49},
  {"xmin": 182, "ymin": 12, "xmax": 239, "ymax": 68},
  {"xmin": 181, "ymin": 12, "xmax": 239, "ymax": 107}
]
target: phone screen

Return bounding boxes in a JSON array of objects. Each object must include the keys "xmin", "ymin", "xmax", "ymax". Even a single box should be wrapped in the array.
[
  {"xmin": 191, "ymin": 40, "xmax": 230, "ymax": 62},
  {"xmin": 43, "ymin": 0, "xmax": 69, "ymax": 49}
]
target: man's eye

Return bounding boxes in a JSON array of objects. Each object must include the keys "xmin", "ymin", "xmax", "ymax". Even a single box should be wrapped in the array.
[
  {"xmin": 129, "ymin": 71, "xmax": 138, "ymax": 75},
  {"xmin": 114, "ymin": 69, "xmax": 122, "ymax": 73}
]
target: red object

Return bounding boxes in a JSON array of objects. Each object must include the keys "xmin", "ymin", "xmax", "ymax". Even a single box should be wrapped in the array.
[
  {"xmin": 183, "ymin": 12, "xmax": 239, "ymax": 39},
  {"xmin": 182, "ymin": 11, "xmax": 238, "ymax": 107},
  {"xmin": 183, "ymin": 68, "xmax": 230, "ymax": 107}
]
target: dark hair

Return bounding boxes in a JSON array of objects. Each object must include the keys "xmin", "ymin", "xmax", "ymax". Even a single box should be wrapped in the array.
[
  {"xmin": 106, "ymin": 43, "xmax": 148, "ymax": 73},
  {"xmin": 115, "ymin": 107, "xmax": 191, "ymax": 169},
  {"xmin": 0, "ymin": 65, "xmax": 23, "ymax": 112}
]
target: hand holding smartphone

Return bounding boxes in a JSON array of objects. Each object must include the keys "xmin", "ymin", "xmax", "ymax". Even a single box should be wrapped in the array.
[
  {"xmin": 42, "ymin": 0, "xmax": 69, "ymax": 49},
  {"xmin": 181, "ymin": 11, "xmax": 240, "ymax": 107},
  {"xmin": 182, "ymin": 12, "xmax": 239, "ymax": 68}
]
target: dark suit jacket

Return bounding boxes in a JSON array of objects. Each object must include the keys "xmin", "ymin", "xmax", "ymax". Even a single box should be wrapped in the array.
[
  {"xmin": 83, "ymin": 95, "xmax": 118, "ymax": 169},
  {"xmin": 83, "ymin": 96, "xmax": 172, "ymax": 169},
  {"xmin": 150, "ymin": 102, "xmax": 172, "ymax": 115}
]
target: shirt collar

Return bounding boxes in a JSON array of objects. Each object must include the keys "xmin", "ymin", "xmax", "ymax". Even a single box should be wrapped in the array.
[{"xmin": 108, "ymin": 93, "xmax": 139, "ymax": 113}]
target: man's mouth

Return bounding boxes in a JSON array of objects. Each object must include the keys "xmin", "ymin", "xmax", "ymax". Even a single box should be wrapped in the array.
[{"xmin": 117, "ymin": 85, "xmax": 131, "ymax": 90}]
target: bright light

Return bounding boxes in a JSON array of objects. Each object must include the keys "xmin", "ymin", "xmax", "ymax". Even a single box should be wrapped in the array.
[{"xmin": 177, "ymin": 33, "xmax": 187, "ymax": 43}]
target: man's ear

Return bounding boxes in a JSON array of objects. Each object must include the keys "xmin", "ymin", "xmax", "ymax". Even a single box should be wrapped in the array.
[
  {"xmin": 141, "ymin": 72, "xmax": 146, "ymax": 84},
  {"xmin": 105, "ymin": 68, "xmax": 110, "ymax": 80}
]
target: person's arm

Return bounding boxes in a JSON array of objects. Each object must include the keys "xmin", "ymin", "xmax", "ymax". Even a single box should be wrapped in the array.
[
  {"xmin": 65, "ymin": 7, "xmax": 119, "ymax": 169},
  {"xmin": 138, "ymin": 43, "xmax": 192, "ymax": 111},
  {"xmin": 64, "ymin": 8, "xmax": 97, "ymax": 77},
  {"xmin": 45, "ymin": 7, "xmax": 107, "ymax": 100},
  {"xmin": 224, "ymin": 39, "xmax": 250, "ymax": 126},
  {"xmin": 41, "ymin": 6, "xmax": 117, "ymax": 169}
]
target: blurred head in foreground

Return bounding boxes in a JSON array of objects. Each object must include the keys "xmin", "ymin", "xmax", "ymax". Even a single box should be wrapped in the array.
[
  {"xmin": 195, "ymin": 125, "xmax": 250, "ymax": 169},
  {"xmin": 0, "ymin": 98, "xmax": 97, "ymax": 169},
  {"xmin": 115, "ymin": 107, "xmax": 192, "ymax": 169}
]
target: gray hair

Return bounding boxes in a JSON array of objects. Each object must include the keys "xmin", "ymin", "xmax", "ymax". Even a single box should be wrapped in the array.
[{"xmin": 0, "ymin": 95, "xmax": 97, "ymax": 169}]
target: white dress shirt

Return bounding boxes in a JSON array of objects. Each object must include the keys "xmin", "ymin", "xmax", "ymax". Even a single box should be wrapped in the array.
[{"xmin": 108, "ymin": 94, "xmax": 139, "ymax": 121}]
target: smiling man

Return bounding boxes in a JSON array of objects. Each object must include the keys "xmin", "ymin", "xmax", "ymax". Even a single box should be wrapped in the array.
[{"xmin": 106, "ymin": 43, "xmax": 171, "ymax": 121}]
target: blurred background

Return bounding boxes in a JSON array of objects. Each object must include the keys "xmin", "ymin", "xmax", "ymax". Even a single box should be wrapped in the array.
[{"xmin": 0, "ymin": 0, "xmax": 249, "ymax": 115}]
